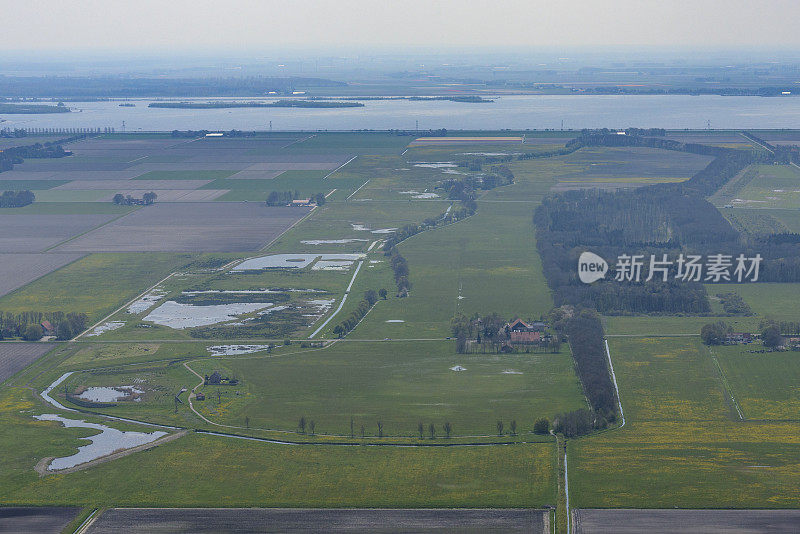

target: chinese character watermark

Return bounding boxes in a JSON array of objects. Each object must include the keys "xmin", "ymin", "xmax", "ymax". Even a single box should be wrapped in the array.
[{"xmin": 578, "ymin": 252, "xmax": 762, "ymax": 284}]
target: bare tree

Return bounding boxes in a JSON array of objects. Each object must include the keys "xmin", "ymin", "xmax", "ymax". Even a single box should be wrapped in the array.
[
  {"xmin": 429, "ymin": 422, "xmax": 436, "ymax": 439},
  {"xmin": 350, "ymin": 417, "xmax": 355, "ymax": 438},
  {"xmin": 299, "ymin": 416, "xmax": 306, "ymax": 434},
  {"xmin": 360, "ymin": 424, "xmax": 365, "ymax": 438},
  {"xmin": 309, "ymin": 420, "xmax": 316, "ymax": 436},
  {"xmin": 377, "ymin": 421, "xmax": 383, "ymax": 438},
  {"xmin": 510, "ymin": 420, "xmax": 517, "ymax": 436},
  {"xmin": 496, "ymin": 420, "xmax": 504, "ymax": 436},
  {"xmin": 443, "ymin": 421, "xmax": 452, "ymax": 438},
  {"xmin": 418, "ymin": 422, "xmax": 424, "ymax": 439}
]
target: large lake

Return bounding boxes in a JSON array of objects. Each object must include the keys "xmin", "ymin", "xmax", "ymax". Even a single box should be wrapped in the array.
[{"xmin": 3, "ymin": 95, "xmax": 800, "ymax": 131}]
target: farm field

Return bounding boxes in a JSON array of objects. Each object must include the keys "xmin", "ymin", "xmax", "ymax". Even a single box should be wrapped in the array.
[
  {"xmin": 0, "ymin": 507, "xmax": 80, "ymax": 534},
  {"xmin": 713, "ymin": 344, "xmax": 800, "ymax": 420},
  {"xmin": 0, "ymin": 253, "xmax": 191, "ymax": 323},
  {"xmin": 85, "ymin": 508, "xmax": 549, "ymax": 534},
  {"xmin": 55, "ymin": 340, "xmax": 585, "ymax": 436},
  {"xmin": 0, "ymin": 343, "xmax": 56, "ymax": 385},
  {"xmin": 0, "ymin": 386, "xmax": 557, "ymax": 509},
  {"xmin": 0, "ymin": 253, "xmax": 84, "ymax": 297},
  {"xmin": 349, "ymin": 202, "xmax": 552, "ymax": 339},
  {"xmin": 2, "ymin": 130, "xmax": 800, "ymax": 522},
  {"xmin": 729, "ymin": 164, "xmax": 800, "ymax": 209},
  {"xmin": 569, "ymin": 337, "xmax": 800, "ymax": 508},
  {"xmin": 549, "ymin": 146, "xmax": 713, "ymax": 190},
  {"xmin": 573, "ymin": 509, "xmax": 800, "ymax": 534},
  {"xmin": 54, "ymin": 203, "xmax": 311, "ymax": 252}
]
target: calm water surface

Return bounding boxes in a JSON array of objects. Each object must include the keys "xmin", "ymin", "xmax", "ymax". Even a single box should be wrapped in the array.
[{"xmin": 3, "ymin": 95, "xmax": 800, "ymax": 131}]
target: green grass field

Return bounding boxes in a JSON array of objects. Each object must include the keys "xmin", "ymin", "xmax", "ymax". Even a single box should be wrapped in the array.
[
  {"xmin": 0, "ymin": 389, "xmax": 558, "ymax": 508},
  {"xmin": 730, "ymin": 164, "xmax": 800, "ymax": 209},
  {"xmin": 713, "ymin": 344, "xmax": 800, "ymax": 420},
  {"xmin": 133, "ymin": 170, "xmax": 238, "ymax": 180},
  {"xmin": 349, "ymin": 202, "xmax": 552, "ymax": 339},
  {"xmin": 3, "ymin": 134, "xmax": 800, "ymax": 511},
  {"xmin": 569, "ymin": 337, "xmax": 800, "ymax": 508},
  {"xmin": 0, "ymin": 253, "xmax": 191, "ymax": 323}
]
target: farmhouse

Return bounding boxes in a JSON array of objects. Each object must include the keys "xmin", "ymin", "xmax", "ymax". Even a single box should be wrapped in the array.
[
  {"xmin": 724, "ymin": 332, "xmax": 753, "ymax": 345},
  {"xmin": 506, "ymin": 319, "xmax": 548, "ymax": 344},
  {"xmin": 194, "ymin": 392, "xmax": 205, "ymax": 401},
  {"xmin": 40, "ymin": 320, "xmax": 55, "ymax": 336}
]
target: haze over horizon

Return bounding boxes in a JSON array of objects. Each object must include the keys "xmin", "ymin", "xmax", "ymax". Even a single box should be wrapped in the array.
[{"xmin": 3, "ymin": 0, "xmax": 800, "ymax": 56}]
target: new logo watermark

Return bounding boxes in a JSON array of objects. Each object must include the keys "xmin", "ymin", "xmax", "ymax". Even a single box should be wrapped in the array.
[
  {"xmin": 578, "ymin": 251, "xmax": 608, "ymax": 284},
  {"xmin": 577, "ymin": 252, "xmax": 762, "ymax": 284}
]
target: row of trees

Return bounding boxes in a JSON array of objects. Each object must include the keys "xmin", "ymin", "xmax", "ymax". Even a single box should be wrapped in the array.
[
  {"xmin": 0, "ymin": 190, "xmax": 34, "ymax": 208},
  {"xmin": 382, "ymin": 203, "xmax": 476, "ymax": 252},
  {"xmin": 388, "ymin": 251, "xmax": 410, "ymax": 297},
  {"xmin": 112, "ymin": 192, "xmax": 157, "ymax": 205},
  {"xmin": 553, "ymin": 408, "xmax": 611, "ymax": 438},
  {"xmin": 293, "ymin": 417, "xmax": 552, "ymax": 439},
  {"xmin": 558, "ymin": 307, "xmax": 619, "ymax": 418},
  {"xmin": 331, "ymin": 289, "xmax": 386, "ymax": 338}
]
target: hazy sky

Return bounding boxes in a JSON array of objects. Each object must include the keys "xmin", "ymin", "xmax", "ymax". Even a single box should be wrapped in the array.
[{"xmin": 4, "ymin": 0, "xmax": 800, "ymax": 53}]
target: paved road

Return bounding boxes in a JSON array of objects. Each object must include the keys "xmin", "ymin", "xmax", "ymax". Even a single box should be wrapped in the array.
[
  {"xmin": 86, "ymin": 508, "xmax": 547, "ymax": 533},
  {"xmin": 574, "ymin": 509, "xmax": 800, "ymax": 533},
  {"xmin": 0, "ymin": 507, "xmax": 80, "ymax": 534}
]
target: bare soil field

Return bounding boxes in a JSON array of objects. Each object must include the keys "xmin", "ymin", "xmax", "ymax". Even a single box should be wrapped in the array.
[
  {"xmin": 0, "ymin": 213, "xmax": 120, "ymax": 252},
  {"xmin": 573, "ymin": 509, "xmax": 800, "ymax": 533},
  {"xmin": 0, "ymin": 507, "xmax": 80, "ymax": 534},
  {"xmin": 129, "ymin": 162, "xmax": 252, "ymax": 172},
  {"xmin": 0, "ymin": 343, "xmax": 56, "ymax": 384},
  {"xmin": 86, "ymin": 508, "xmax": 547, "ymax": 534},
  {"xmin": 52, "ymin": 179, "xmax": 212, "ymax": 190},
  {"xmin": 37, "ymin": 170, "xmax": 148, "ymax": 181},
  {"xmin": 243, "ymin": 161, "xmax": 344, "ymax": 170},
  {"xmin": 227, "ymin": 170, "xmax": 286, "ymax": 180},
  {"xmin": 0, "ymin": 253, "xmax": 84, "ymax": 297},
  {"xmin": 96, "ymin": 189, "xmax": 228, "ymax": 202},
  {"xmin": 54, "ymin": 203, "xmax": 311, "ymax": 252}
]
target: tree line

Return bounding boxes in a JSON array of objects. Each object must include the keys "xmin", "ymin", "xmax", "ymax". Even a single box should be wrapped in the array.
[
  {"xmin": 553, "ymin": 307, "xmax": 618, "ymax": 421},
  {"xmin": 0, "ymin": 135, "xmax": 83, "ymax": 173},
  {"xmin": 534, "ymin": 131, "xmax": 800, "ymax": 314},
  {"xmin": 112, "ymin": 192, "xmax": 157, "ymax": 206},
  {"xmin": 0, "ymin": 190, "xmax": 34, "ymax": 208},
  {"xmin": 332, "ymin": 289, "xmax": 386, "ymax": 338}
]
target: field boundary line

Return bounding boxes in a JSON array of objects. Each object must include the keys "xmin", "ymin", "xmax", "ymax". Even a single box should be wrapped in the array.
[
  {"xmin": 565, "ymin": 448, "xmax": 571, "ymax": 534},
  {"xmin": 280, "ymin": 134, "xmax": 315, "ymax": 148},
  {"xmin": 259, "ymin": 206, "xmax": 317, "ymax": 251},
  {"xmin": 42, "ymin": 206, "xmax": 143, "ymax": 252},
  {"xmin": 739, "ymin": 132, "xmax": 774, "ymax": 154},
  {"xmin": 323, "ymin": 156, "xmax": 357, "ymax": 181},
  {"xmin": 346, "ymin": 179, "xmax": 370, "ymax": 200},
  {"xmin": 73, "ymin": 508, "xmax": 100, "ymax": 534},
  {"xmin": 706, "ymin": 345, "xmax": 744, "ymax": 420},
  {"xmin": 74, "ymin": 271, "xmax": 177, "ymax": 340},
  {"xmin": 309, "ymin": 260, "xmax": 364, "ymax": 338},
  {"xmin": 604, "ymin": 339, "xmax": 625, "ymax": 428}
]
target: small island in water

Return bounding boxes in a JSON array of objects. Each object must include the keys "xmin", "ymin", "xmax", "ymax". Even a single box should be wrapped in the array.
[
  {"xmin": 148, "ymin": 100, "xmax": 364, "ymax": 109},
  {"xmin": 0, "ymin": 103, "xmax": 70, "ymax": 114}
]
